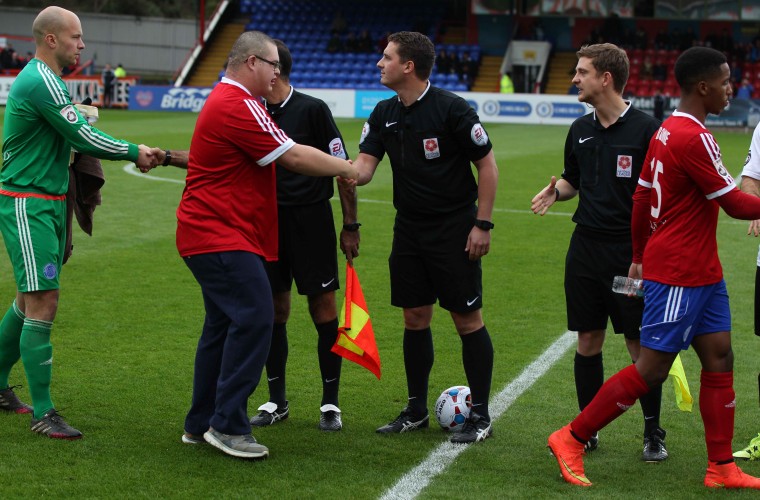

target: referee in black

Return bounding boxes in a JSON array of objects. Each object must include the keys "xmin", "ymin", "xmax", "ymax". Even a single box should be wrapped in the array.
[
  {"xmin": 353, "ymin": 31, "xmax": 499, "ymax": 444},
  {"xmin": 249, "ymin": 40, "xmax": 359, "ymax": 432},
  {"xmin": 531, "ymin": 43, "xmax": 667, "ymax": 462}
]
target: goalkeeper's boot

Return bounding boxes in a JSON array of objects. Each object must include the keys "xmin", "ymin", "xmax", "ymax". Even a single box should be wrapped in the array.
[
  {"xmin": 0, "ymin": 385, "xmax": 32, "ymax": 414},
  {"xmin": 733, "ymin": 433, "xmax": 760, "ymax": 461}
]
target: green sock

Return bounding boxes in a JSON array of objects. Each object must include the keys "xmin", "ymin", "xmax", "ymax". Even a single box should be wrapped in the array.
[
  {"xmin": 20, "ymin": 318, "xmax": 54, "ymax": 419},
  {"xmin": 0, "ymin": 301, "xmax": 25, "ymax": 389}
]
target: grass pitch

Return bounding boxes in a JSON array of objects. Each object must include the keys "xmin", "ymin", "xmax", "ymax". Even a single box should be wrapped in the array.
[{"xmin": 1, "ymin": 108, "xmax": 760, "ymax": 498}]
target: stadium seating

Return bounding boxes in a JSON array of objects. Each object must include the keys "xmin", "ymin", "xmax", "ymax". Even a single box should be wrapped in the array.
[{"xmin": 239, "ymin": 0, "xmax": 480, "ymax": 91}]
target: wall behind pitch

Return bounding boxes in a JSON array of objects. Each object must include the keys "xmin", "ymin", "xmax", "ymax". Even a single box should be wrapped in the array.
[{"xmin": 0, "ymin": 7, "xmax": 196, "ymax": 76}]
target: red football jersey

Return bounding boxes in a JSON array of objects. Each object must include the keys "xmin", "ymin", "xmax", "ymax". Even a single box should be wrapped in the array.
[
  {"xmin": 176, "ymin": 79, "xmax": 295, "ymax": 259},
  {"xmin": 635, "ymin": 111, "xmax": 735, "ymax": 286}
]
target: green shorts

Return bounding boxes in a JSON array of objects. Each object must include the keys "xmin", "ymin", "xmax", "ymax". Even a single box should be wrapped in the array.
[{"xmin": 0, "ymin": 192, "xmax": 66, "ymax": 292}]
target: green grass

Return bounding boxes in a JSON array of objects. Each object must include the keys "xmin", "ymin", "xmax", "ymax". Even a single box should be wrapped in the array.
[{"xmin": 2, "ymin": 108, "xmax": 760, "ymax": 498}]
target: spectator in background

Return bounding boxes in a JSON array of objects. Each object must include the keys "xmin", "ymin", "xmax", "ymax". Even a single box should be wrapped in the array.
[
  {"xmin": 327, "ymin": 32, "xmax": 344, "ymax": 53},
  {"xmin": 357, "ymin": 29, "xmax": 373, "ymax": 53},
  {"xmin": 641, "ymin": 56, "xmax": 654, "ymax": 80},
  {"xmin": 447, "ymin": 51, "xmax": 461, "ymax": 78},
  {"xmin": 1, "ymin": 44, "xmax": 15, "ymax": 70},
  {"xmin": 500, "ymin": 72, "xmax": 514, "ymax": 93},
  {"xmin": 634, "ymin": 28, "xmax": 648, "ymax": 50},
  {"xmin": 344, "ymin": 31, "xmax": 358, "ymax": 52},
  {"xmin": 680, "ymin": 27, "xmax": 697, "ymax": 51},
  {"xmin": 653, "ymin": 90, "xmax": 666, "ymax": 120},
  {"xmin": 738, "ymin": 78, "xmax": 755, "ymax": 100},
  {"xmin": 436, "ymin": 49, "xmax": 450, "ymax": 74},
  {"xmin": 101, "ymin": 63, "xmax": 115, "ymax": 108},
  {"xmin": 114, "ymin": 63, "xmax": 126, "ymax": 78},
  {"xmin": 330, "ymin": 10, "xmax": 347, "ymax": 35},
  {"xmin": 460, "ymin": 52, "xmax": 478, "ymax": 85},
  {"xmin": 377, "ymin": 31, "xmax": 389, "ymax": 53}
]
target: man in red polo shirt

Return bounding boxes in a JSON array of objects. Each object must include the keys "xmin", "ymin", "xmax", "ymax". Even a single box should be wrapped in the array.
[{"xmin": 176, "ymin": 30, "xmax": 356, "ymax": 459}]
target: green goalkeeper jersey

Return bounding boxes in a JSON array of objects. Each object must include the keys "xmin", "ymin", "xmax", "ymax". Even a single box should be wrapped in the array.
[{"xmin": 1, "ymin": 59, "xmax": 138, "ymax": 196}]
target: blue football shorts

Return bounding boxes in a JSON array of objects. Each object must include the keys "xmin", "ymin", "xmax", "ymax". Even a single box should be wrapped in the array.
[{"xmin": 640, "ymin": 279, "xmax": 731, "ymax": 353}]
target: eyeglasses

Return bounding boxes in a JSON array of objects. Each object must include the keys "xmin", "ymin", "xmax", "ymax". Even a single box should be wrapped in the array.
[{"xmin": 250, "ymin": 54, "xmax": 281, "ymax": 72}]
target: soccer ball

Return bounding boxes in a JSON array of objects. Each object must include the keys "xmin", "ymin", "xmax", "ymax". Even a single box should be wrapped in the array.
[{"xmin": 434, "ymin": 386, "xmax": 472, "ymax": 432}]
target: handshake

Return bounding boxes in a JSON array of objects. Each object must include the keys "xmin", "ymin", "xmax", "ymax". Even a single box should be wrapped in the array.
[{"xmin": 134, "ymin": 146, "xmax": 168, "ymax": 173}]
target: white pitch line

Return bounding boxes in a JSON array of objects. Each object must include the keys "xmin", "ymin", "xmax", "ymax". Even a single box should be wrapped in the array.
[
  {"xmin": 121, "ymin": 164, "xmax": 755, "ymax": 226},
  {"xmin": 120, "ymin": 164, "xmax": 574, "ymax": 217},
  {"xmin": 378, "ymin": 330, "xmax": 576, "ymax": 500}
]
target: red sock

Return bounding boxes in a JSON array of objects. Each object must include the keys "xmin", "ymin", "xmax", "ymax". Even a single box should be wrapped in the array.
[
  {"xmin": 571, "ymin": 364, "xmax": 650, "ymax": 441},
  {"xmin": 700, "ymin": 370, "xmax": 734, "ymax": 463}
]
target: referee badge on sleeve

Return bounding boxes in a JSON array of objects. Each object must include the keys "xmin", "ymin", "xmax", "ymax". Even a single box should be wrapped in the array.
[{"xmin": 424, "ymin": 138, "xmax": 440, "ymax": 159}]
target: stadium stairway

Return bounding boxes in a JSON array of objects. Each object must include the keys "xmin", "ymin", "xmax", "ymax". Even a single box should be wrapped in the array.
[
  {"xmin": 185, "ymin": 22, "xmax": 246, "ymax": 87},
  {"xmin": 544, "ymin": 51, "xmax": 576, "ymax": 95},
  {"xmin": 470, "ymin": 55, "xmax": 501, "ymax": 92}
]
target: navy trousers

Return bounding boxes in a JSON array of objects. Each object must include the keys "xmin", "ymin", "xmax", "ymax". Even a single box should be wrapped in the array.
[{"xmin": 183, "ymin": 251, "xmax": 273, "ymax": 436}]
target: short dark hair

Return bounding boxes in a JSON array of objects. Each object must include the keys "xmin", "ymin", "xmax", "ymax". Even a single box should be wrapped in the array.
[
  {"xmin": 576, "ymin": 43, "xmax": 629, "ymax": 94},
  {"xmin": 387, "ymin": 31, "xmax": 435, "ymax": 80},
  {"xmin": 674, "ymin": 46, "xmax": 727, "ymax": 93},
  {"xmin": 273, "ymin": 39, "xmax": 292, "ymax": 79}
]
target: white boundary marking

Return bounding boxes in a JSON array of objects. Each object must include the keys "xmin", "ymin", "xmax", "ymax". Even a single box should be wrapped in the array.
[
  {"xmin": 378, "ymin": 331, "xmax": 577, "ymax": 500},
  {"xmin": 122, "ymin": 164, "xmax": 754, "ymax": 226}
]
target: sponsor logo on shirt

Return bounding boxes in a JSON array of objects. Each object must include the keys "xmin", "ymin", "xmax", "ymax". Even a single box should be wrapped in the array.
[
  {"xmin": 329, "ymin": 138, "xmax": 347, "ymax": 159},
  {"xmin": 60, "ymin": 105, "xmax": 78, "ymax": 124},
  {"xmin": 616, "ymin": 155, "xmax": 632, "ymax": 178},
  {"xmin": 360, "ymin": 122, "xmax": 369, "ymax": 144},
  {"xmin": 423, "ymin": 138, "xmax": 440, "ymax": 160},
  {"xmin": 471, "ymin": 123, "xmax": 488, "ymax": 146}
]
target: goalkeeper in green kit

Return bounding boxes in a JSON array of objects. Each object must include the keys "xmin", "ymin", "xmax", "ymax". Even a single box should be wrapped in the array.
[{"xmin": 0, "ymin": 6, "xmax": 158, "ymax": 439}]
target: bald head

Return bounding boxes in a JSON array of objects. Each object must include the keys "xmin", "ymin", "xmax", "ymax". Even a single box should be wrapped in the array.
[
  {"xmin": 31, "ymin": 6, "xmax": 84, "ymax": 75},
  {"xmin": 32, "ymin": 6, "xmax": 78, "ymax": 46}
]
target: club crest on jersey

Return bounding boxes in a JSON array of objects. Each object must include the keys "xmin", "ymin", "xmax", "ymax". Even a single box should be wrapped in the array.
[
  {"xmin": 60, "ymin": 105, "xmax": 78, "ymax": 124},
  {"xmin": 713, "ymin": 157, "xmax": 734, "ymax": 184},
  {"xmin": 616, "ymin": 155, "xmax": 632, "ymax": 178},
  {"xmin": 43, "ymin": 262, "xmax": 57, "ymax": 280},
  {"xmin": 423, "ymin": 138, "xmax": 440, "ymax": 159},
  {"xmin": 329, "ymin": 138, "xmax": 347, "ymax": 159},
  {"xmin": 471, "ymin": 123, "xmax": 488, "ymax": 146},
  {"xmin": 359, "ymin": 122, "xmax": 369, "ymax": 144}
]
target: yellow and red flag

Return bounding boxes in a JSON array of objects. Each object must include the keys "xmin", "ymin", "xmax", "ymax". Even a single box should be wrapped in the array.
[{"xmin": 332, "ymin": 262, "xmax": 381, "ymax": 379}]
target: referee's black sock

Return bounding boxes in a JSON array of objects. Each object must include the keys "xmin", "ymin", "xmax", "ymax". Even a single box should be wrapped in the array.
[
  {"xmin": 404, "ymin": 327, "xmax": 433, "ymax": 415},
  {"xmin": 574, "ymin": 351, "xmax": 603, "ymax": 411},
  {"xmin": 316, "ymin": 318, "xmax": 341, "ymax": 407},
  {"xmin": 461, "ymin": 326, "xmax": 493, "ymax": 421},
  {"xmin": 266, "ymin": 322, "xmax": 288, "ymax": 407}
]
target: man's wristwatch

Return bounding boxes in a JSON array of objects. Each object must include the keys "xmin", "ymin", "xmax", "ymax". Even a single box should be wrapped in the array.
[
  {"xmin": 474, "ymin": 219, "xmax": 494, "ymax": 231},
  {"xmin": 343, "ymin": 222, "xmax": 361, "ymax": 231},
  {"xmin": 162, "ymin": 150, "xmax": 172, "ymax": 167}
]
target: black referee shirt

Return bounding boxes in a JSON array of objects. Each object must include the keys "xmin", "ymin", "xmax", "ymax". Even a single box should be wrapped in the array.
[
  {"xmin": 359, "ymin": 83, "xmax": 492, "ymax": 218},
  {"xmin": 562, "ymin": 104, "xmax": 660, "ymax": 236},
  {"xmin": 265, "ymin": 87, "xmax": 349, "ymax": 206}
]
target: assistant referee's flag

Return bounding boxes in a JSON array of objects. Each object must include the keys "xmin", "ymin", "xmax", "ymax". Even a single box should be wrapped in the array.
[{"xmin": 332, "ymin": 262, "xmax": 381, "ymax": 379}]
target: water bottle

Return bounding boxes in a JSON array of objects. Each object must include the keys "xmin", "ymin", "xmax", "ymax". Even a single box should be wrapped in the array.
[{"xmin": 612, "ymin": 276, "xmax": 643, "ymax": 297}]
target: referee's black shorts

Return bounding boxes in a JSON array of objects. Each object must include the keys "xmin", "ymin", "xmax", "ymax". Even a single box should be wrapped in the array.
[
  {"xmin": 564, "ymin": 227, "xmax": 642, "ymax": 338},
  {"xmin": 265, "ymin": 200, "xmax": 339, "ymax": 296},
  {"xmin": 389, "ymin": 207, "xmax": 482, "ymax": 313}
]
